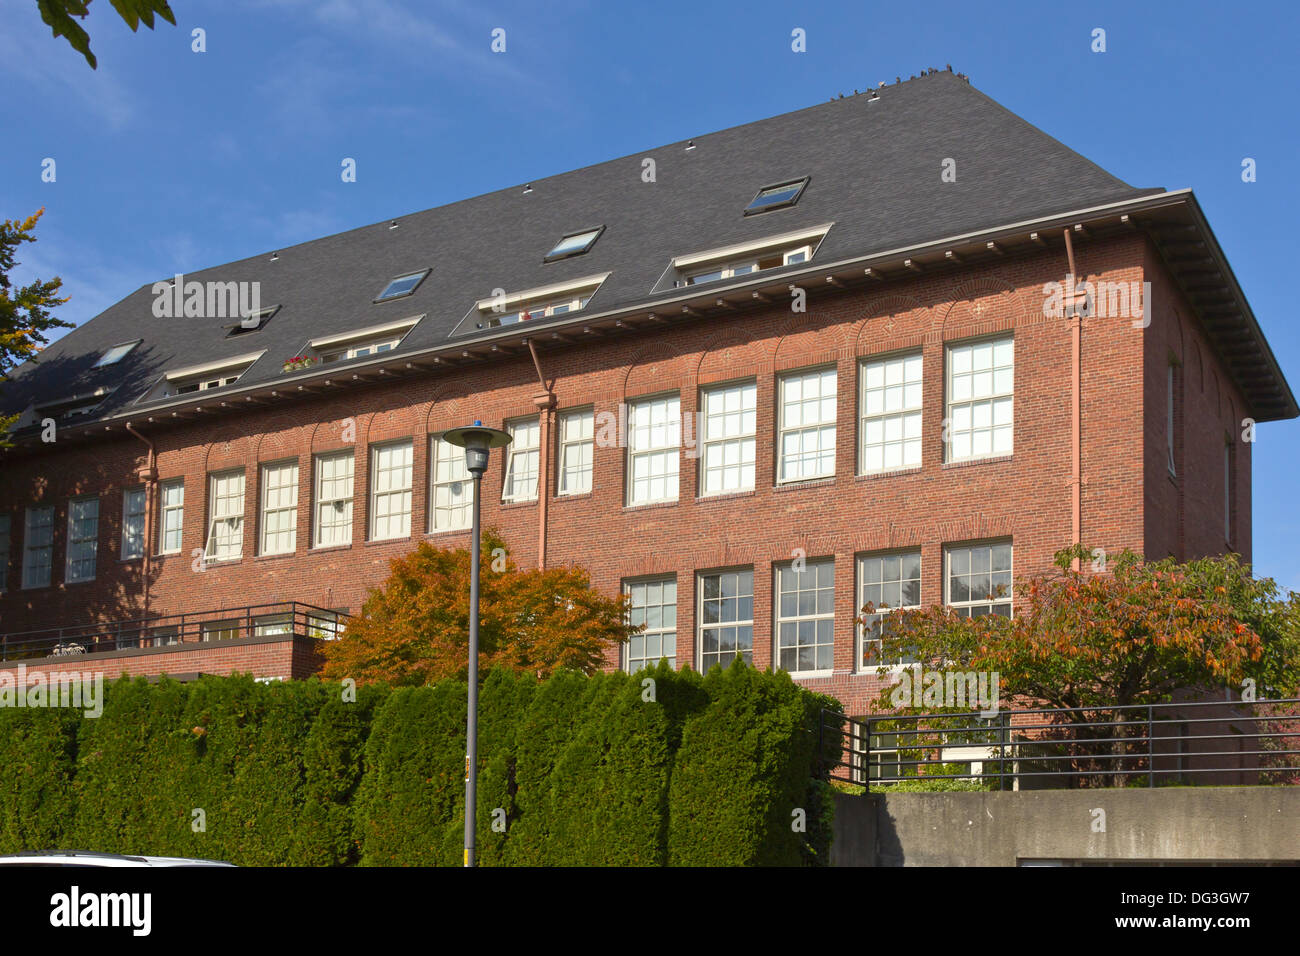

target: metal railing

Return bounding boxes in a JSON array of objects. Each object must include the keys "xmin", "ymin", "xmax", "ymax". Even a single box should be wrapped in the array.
[
  {"xmin": 0, "ymin": 602, "xmax": 349, "ymax": 662},
  {"xmin": 818, "ymin": 698, "xmax": 1300, "ymax": 790}
]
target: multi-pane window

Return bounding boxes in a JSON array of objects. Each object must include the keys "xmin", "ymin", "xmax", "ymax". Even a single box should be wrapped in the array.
[
  {"xmin": 0, "ymin": 514, "xmax": 9, "ymax": 592},
  {"xmin": 65, "ymin": 497, "xmax": 100, "ymax": 583},
  {"xmin": 625, "ymin": 577, "xmax": 677, "ymax": 672},
  {"xmin": 699, "ymin": 569, "xmax": 754, "ymax": 671},
  {"xmin": 121, "ymin": 486, "xmax": 146, "ymax": 560},
  {"xmin": 253, "ymin": 613, "xmax": 293, "ymax": 637},
  {"xmin": 205, "ymin": 470, "xmax": 245, "ymax": 562},
  {"xmin": 259, "ymin": 460, "xmax": 299, "ymax": 555},
  {"xmin": 370, "ymin": 441, "xmax": 413, "ymax": 541},
  {"xmin": 700, "ymin": 381, "xmax": 756, "ymax": 495},
  {"xmin": 627, "ymin": 395, "xmax": 680, "ymax": 505},
  {"xmin": 776, "ymin": 559, "xmax": 835, "ymax": 674},
  {"xmin": 313, "ymin": 451, "xmax": 354, "ymax": 548},
  {"xmin": 502, "ymin": 418, "xmax": 541, "ymax": 503},
  {"xmin": 946, "ymin": 542, "xmax": 1012, "ymax": 617},
  {"xmin": 558, "ymin": 408, "xmax": 594, "ymax": 496},
  {"xmin": 430, "ymin": 437, "xmax": 472, "ymax": 532},
  {"xmin": 22, "ymin": 506, "xmax": 54, "ymax": 589},
  {"xmin": 778, "ymin": 368, "xmax": 837, "ymax": 482},
  {"xmin": 159, "ymin": 479, "xmax": 184, "ymax": 554},
  {"xmin": 201, "ymin": 620, "xmax": 241, "ymax": 642},
  {"xmin": 306, "ymin": 609, "xmax": 345, "ymax": 640},
  {"xmin": 860, "ymin": 354, "xmax": 922, "ymax": 473},
  {"xmin": 857, "ymin": 551, "xmax": 921, "ymax": 668},
  {"xmin": 946, "ymin": 337, "xmax": 1013, "ymax": 462},
  {"xmin": 320, "ymin": 336, "xmax": 403, "ymax": 363}
]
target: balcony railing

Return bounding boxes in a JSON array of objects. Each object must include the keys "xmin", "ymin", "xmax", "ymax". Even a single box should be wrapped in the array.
[
  {"xmin": 0, "ymin": 602, "xmax": 349, "ymax": 662},
  {"xmin": 818, "ymin": 698, "xmax": 1300, "ymax": 790}
]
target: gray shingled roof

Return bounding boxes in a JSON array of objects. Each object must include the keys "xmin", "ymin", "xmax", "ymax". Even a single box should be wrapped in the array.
[{"xmin": 5, "ymin": 71, "xmax": 1158, "ymax": 421}]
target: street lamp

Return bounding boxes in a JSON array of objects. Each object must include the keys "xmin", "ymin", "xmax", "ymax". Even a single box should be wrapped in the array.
[{"xmin": 442, "ymin": 421, "xmax": 512, "ymax": 868}]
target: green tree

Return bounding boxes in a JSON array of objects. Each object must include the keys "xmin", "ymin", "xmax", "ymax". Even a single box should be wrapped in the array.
[
  {"xmin": 1, "ymin": 209, "xmax": 71, "ymax": 445},
  {"xmin": 36, "ymin": 0, "xmax": 176, "ymax": 69}
]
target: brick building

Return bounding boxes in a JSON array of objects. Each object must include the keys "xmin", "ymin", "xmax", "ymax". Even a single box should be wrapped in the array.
[{"xmin": 1, "ymin": 70, "xmax": 1294, "ymax": 714}]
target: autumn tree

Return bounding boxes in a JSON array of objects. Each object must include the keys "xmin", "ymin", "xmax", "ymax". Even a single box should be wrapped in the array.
[
  {"xmin": 34, "ymin": 0, "xmax": 176, "ymax": 69},
  {"xmin": 869, "ymin": 545, "xmax": 1298, "ymax": 712},
  {"xmin": 1, "ymin": 209, "xmax": 72, "ymax": 445},
  {"xmin": 320, "ymin": 532, "xmax": 634, "ymax": 687},
  {"xmin": 864, "ymin": 545, "xmax": 1300, "ymax": 784}
]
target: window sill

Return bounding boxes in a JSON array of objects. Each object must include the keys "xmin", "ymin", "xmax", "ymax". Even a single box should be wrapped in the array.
[
  {"xmin": 773, "ymin": 476, "xmax": 835, "ymax": 492},
  {"xmin": 623, "ymin": 499, "xmax": 680, "ymax": 513},
  {"xmin": 500, "ymin": 497, "xmax": 539, "ymax": 510},
  {"xmin": 310, "ymin": 542, "xmax": 354, "ymax": 554},
  {"xmin": 856, "ymin": 465, "xmax": 922, "ymax": 481},
  {"xmin": 364, "ymin": 537, "xmax": 411, "ymax": 548},
  {"xmin": 118, "ymin": 555, "xmax": 144, "ymax": 564},
  {"xmin": 788, "ymin": 669, "xmax": 836, "ymax": 681},
  {"xmin": 254, "ymin": 551, "xmax": 297, "ymax": 563},
  {"xmin": 202, "ymin": 557, "xmax": 243, "ymax": 567},
  {"xmin": 695, "ymin": 488, "xmax": 758, "ymax": 503},
  {"xmin": 425, "ymin": 527, "xmax": 472, "ymax": 537},
  {"xmin": 942, "ymin": 454, "xmax": 1013, "ymax": 470},
  {"xmin": 857, "ymin": 663, "xmax": 915, "ymax": 676},
  {"xmin": 64, "ymin": 577, "xmax": 97, "ymax": 586},
  {"xmin": 554, "ymin": 490, "xmax": 593, "ymax": 502}
]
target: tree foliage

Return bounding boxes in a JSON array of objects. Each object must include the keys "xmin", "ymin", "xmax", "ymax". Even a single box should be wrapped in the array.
[
  {"xmin": 870, "ymin": 545, "xmax": 1300, "ymax": 712},
  {"xmin": 36, "ymin": 0, "xmax": 176, "ymax": 69},
  {"xmin": 1, "ymin": 209, "xmax": 71, "ymax": 443},
  {"xmin": 320, "ymin": 532, "xmax": 632, "ymax": 687}
]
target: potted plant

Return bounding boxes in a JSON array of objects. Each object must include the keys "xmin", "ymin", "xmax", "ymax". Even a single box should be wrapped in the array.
[{"xmin": 282, "ymin": 355, "xmax": 316, "ymax": 373}]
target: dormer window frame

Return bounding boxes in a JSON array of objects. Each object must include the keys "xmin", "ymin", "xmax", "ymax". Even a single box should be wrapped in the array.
[
  {"xmin": 308, "ymin": 316, "xmax": 422, "ymax": 365},
  {"xmin": 665, "ymin": 224, "xmax": 832, "ymax": 291},
  {"xmin": 456, "ymin": 273, "xmax": 610, "ymax": 335},
  {"xmin": 33, "ymin": 386, "xmax": 118, "ymax": 422},
  {"xmin": 143, "ymin": 351, "xmax": 266, "ymax": 402}
]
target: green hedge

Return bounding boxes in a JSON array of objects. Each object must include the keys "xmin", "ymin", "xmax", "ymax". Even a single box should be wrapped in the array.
[{"xmin": 0, "ymin": 662, "xmax": 836, "ymax": 866}]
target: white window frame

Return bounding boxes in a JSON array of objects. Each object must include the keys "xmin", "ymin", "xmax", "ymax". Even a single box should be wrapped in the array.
[
  {"xmin": 159, "ymin": 479, "xmax": 184, "ymax": 555},
  {"xmin": 121, "ymin": 486, "xmax": 146, "ymax": 560},
  {"xmin": 775, "ymin": 558, "xmax": 835, "ymax": 676},
  {"xmin": 946, "ymin": 336, "xmax": 1014, "ymax": 463},
  {"xmin": 259, "ymin": 459, "xmax": 299, "ymax": 556},
  {"xmin": 253, "ymin": 613, "xmax": 293, "ymax": 637},
  {"xmin": 778, "ymin": 367, "xmax": 837, "ymax": 483},
  {"xmin": 627, "ymin": 394, "xmax": 681, "ymax": 505},
  {"xmin": 945, "ymin": 541, "xmax": 1013, "ymax": 618},
  {"xmin": 65, "ymin": 497, "xmax": 100, "ymax": 584},
  {"xmin": 698, "ymin": 568, "xmax": 754, "ymax": 672},
  {"xmin": 859, "ymin": 353, "xmax": 922, "ymax": 474},
  {"xmin": 21, "ymin": 506, "xmax": 54, "ymax": 589},
  {"xmin": 502, "ymin": 418, "xmax": 541, "ymax": 503},
  {"xmin": 857, "ymin": 550, "xmax": 922, "ymax": 671},
  {"xmin": 557, "ymin": 408, "xmax": 594, "ymax": 496},
  {"xmin": 673, "ymin": 225, "xmax": 831, "ymax": 287},
  {"xmin": 0, "ymin": 513, "xmax": 9, "ymax": 593},
  {"xmin": 429, "ymin": 436, "xmax": 473, "ymax": 533},
  {"xmin": 201, "ymin": 620, "xmax": 242, "ymax": 642},
  {"xmin": 624, "ymin": 577, "xmax": 677, "ymax": 673},
  {"xmin": 700, "ymin": 380, "xmax": 757, "ymax": 496},
  {"xmin": 204, "ymin": 470, "xmax": 245, "ymax": 563},
  {"xmin": 369, "ymin": 441, "xmax": 413, "ymax": 541},
  {"xmin": 313, "ymin": 451, "xmax": 354, "ymax": 548}
]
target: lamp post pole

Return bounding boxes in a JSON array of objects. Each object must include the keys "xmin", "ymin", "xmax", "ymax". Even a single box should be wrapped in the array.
[{"xmin": 442, "ymin": 421, "xmax": 512, "ymax": 869}]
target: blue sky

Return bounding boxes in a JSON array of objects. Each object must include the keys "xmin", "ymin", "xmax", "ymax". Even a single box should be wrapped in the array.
[{"xmin": 2, "ymin": 0, "xmax": 1298, "ymax": 588}]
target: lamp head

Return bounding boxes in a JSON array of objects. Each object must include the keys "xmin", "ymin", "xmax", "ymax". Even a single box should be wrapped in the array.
[{"xmin": 442, "ymin": 422, "xmax": 512, "ymax": 477}]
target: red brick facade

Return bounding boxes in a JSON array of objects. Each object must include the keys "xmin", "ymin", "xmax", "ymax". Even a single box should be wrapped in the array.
[{"xmin": 0, "ymin": 236, "xmax": 1255, "ymax": 713}]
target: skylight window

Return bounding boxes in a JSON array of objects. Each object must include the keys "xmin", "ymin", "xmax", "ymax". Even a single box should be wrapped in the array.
[
  {"xmin": 375, "ymin": 269, "xmax": 430, "ymax": 302},
  {"xmin": 93, "ymin": 341, "xmax": 139, "ymax": 368},
  {"xmin": 744, "ymin": 177, "xmax": 809, "ymax": 215},
  {"xmin": 227, "ymin": 305, "xmax": 280, "ymax": 337},
  {"xmin": 544, "ymin": 226, "xmax": 605, "ymax": 262}
]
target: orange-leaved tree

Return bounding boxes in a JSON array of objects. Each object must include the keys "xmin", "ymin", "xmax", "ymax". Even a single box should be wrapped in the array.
[
  {"xmin": 320, "ymin": 531, "xmax": 632, "ymax": 686},
  {"xmin": 869, "ymin": 545, "xmax": 1299, "ymax": 712}
]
